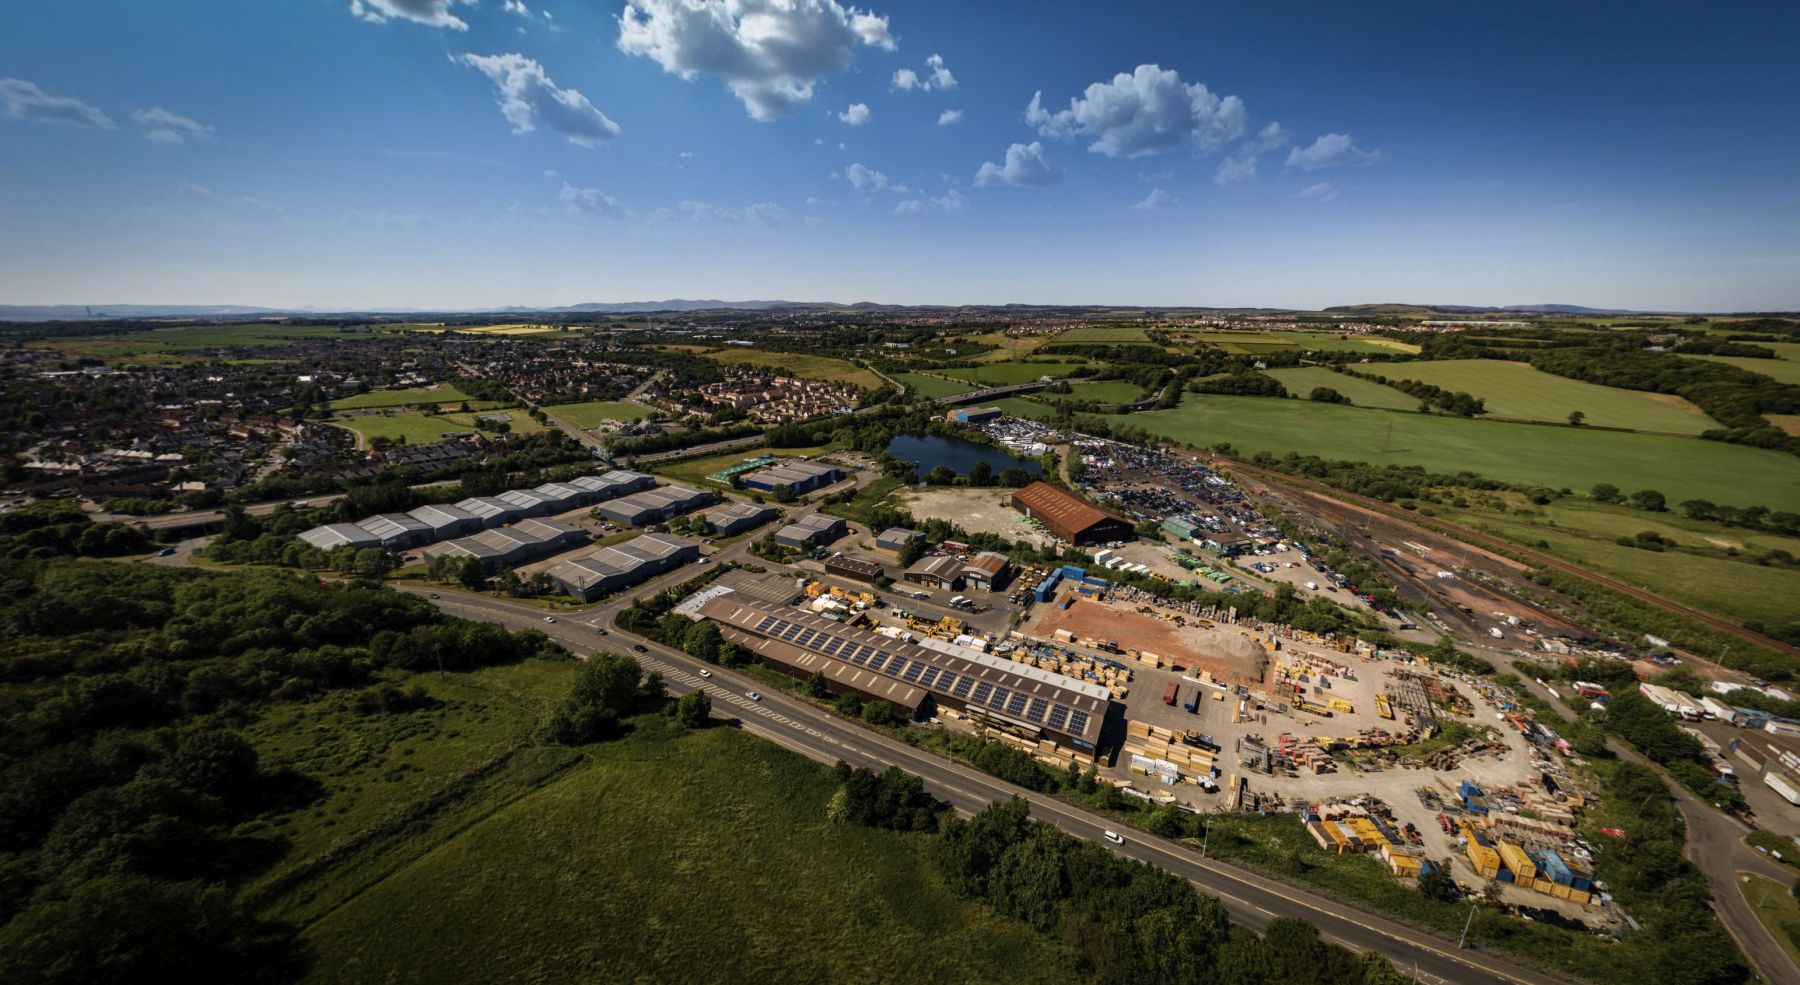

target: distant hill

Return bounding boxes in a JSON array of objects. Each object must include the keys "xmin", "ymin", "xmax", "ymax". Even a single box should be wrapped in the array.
[
  {"xmin": 0, "ymin": 303, "xmax": 297, "ymax": 321},
  {"xmin": 1325, "ymin": 302, "xmax": 1672, "ymax": 317}
]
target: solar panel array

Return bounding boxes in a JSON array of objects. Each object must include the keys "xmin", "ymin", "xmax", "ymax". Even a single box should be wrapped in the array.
[{"xmin": 746, "ymin": 611, "xmax": 1095, "ymax": 737}]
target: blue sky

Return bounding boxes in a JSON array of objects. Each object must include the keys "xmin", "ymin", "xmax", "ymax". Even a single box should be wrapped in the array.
[{"xmin": 1, "ymin": 1, "xmax": 1796, "ymax": 310}]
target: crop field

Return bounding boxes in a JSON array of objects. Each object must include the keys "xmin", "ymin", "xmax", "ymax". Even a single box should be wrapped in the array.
[
  {"xmin": 1114, "ymin": 396, "xmax": 1800, "ymax": 509},
  {"xmin": 1180, "ymin": 330, "xmax": 1420, "ymax": 355},
  {"xmin": 1682, "ymin": 350, "xmax": 1800, "ymax": 385},
  {"xmin": 1376, "ymin": 360, "xmax": 1718, "ymax": 433},
  {"xmin": 1767, "ymin": 414, "xmax": 1800, "ymax": 437},
  {"xmin": 293, "ymin": 709, "xmax": 1077, "ymax": 985},
  {"xmin": 1055, "ymin": 326, "xmax": 1153, "ymax": 344},
  {"xmin": 938, "ymin": 361, "xmax": 1085, "ymax": 385},
  {"xmin": 964, "ymin": 331, "xmax": 1052, "ymax": 362},
  {"xmin": 1261, "ymin": 367, "xmax": 1418, "ymax": 410},
  {"xmin": 893, "ymin": 372, "xmax": 977, "ymax": 398},
  {"xmin": 701, "ymin": 349, "xmax": 885, "ymax": 389},
  {"xmin": 542, "ymin": 400, "xmax": 653, "ymax": 428},
  {"xmin": 332, "ymin": 409, "xmax": 538, "ymax": 446},
  {"xmin": 329, "ymin": 384, "xmax": 476, "ymax": 410}
]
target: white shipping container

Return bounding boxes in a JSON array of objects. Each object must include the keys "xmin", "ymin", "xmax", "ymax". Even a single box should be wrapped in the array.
[{"xmin": 1765, "ymin": 772, "xmax": 1800, "ymax": 807}]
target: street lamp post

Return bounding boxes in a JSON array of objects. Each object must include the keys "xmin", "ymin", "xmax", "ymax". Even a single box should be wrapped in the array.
[
  {"xmin": 1458, "ymin": 902, "xmax": 1478, "ymax": 949},
  {"xmin": 1202, "ymin": 817, "xmax": 1212, "ymax": 858}
]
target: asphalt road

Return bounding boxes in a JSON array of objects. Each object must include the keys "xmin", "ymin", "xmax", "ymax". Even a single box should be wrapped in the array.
[
  {"xmin": 1501, "ymin": 668, "xmax": 1799, "ymax": 984},
  {"xmin": 407, "ymin": 558, "xmax": 1579, "ymax": 985}
]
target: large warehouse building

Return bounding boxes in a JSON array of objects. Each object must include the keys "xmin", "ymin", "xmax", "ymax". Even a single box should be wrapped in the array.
[
  {"xmin": 686, "ymin": 589, "xmax": 1110, "ymax": 754},
  {"xmin": 419, "ymin": 517, "xmax": 588, "ymax": 574},
  {"xmin": 546, "ymin": 532, "xmax": 700, "ymax": 602},
  {"xmin": 1010, "ymin": 481, "xmax": 1133, "ymax": 545},
  {"xmin": 597, "ymin": 485, "xmax": 715, "ymax": 527},
  {"xmin": 300, "ymin": 470, "xmax": 657, "ymax": 553},
  {"xmin": 739, "ymin": 460, "xmax": 844, "ymax": 496}
]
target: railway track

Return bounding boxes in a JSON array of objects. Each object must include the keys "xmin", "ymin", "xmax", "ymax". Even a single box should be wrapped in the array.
[{"xmin": 1216, "ymin": 457, "xmax": 1800, "ymax": 659}]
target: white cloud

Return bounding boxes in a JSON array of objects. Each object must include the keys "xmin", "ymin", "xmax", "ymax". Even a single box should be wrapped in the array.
[
  {"xmin": 1286, "ymin": 133, "xmax": 1384, "ymax": 171},
  {"xmin": 1214, "ymin": 121, "xmax": 1287, "ymax": 185},
  {"xmin": 668, "ymin": 199, "xmax": 787, "ymax": 224},
  {"xmin": 1132, "ymin": 187, "xmax": 1175, "ymax": 210},
  {"xmin": 349, "ymin": 0, "xmax": 474, "ymax": 29},
  {"xmin": 678, "ymin": 150, "xmax": 696, "ymax": 159},
  {"xmin": 845, "ymin": 162, "xmax": 906, "ymax": 193},
  {"xmin": 974, "ymin": 141, "xmax": 1059, "ymax": 187},
  {"xmin": 457, "ymin": 53, "xmax": 621, "ymax": 147},
  {"xmin": 617, "ymin": 0, "xmax": 894, "ymax": 122},
  {"xmin": 131, "ymin": 107, "xmax": 212, "ymax": 144},
  {"xmin": 936, "ymin": 108, "xmax": 961, "ymax": 126},
  {"xmin": 1297, "ymin": 181, "xmax": 1337, "ymax": 202},
  {"xmin": 894, "ymin": 53, "xmax": 955, "ymax": 91},
  {"xmin": 0, "ymin": 78, "xmax": 113, "ymax": 129},
  {"xmin": 923, "ymin": 53, "xmax": 956, "ymax": 90},
  {"xmin": 1027, "ymin": 64, "xmax": 1244, "ymax": 159},
  {"xmin": 893, "ymin": 189, "xmax": 966, "ymax": 216},
  {"xmin": 559, "ymin": 181, "xmax": 623, "ymax": 216},
  {"xmin": 502, "ymin": 0, "xmax": 531, "ymax": 15},
  {"xmin": 838, "ymin": 102, "xmax": 870, "ymax": 125}
]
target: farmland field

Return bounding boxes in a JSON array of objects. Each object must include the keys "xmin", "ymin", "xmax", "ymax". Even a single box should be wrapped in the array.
[
  {"xmin": 1373, "ymin": 360, "xmax": 1718, "ymax": 433},
  {"xmin": 938, "ymin": 362, "xmax": 1085, "ymax": 385},
  {"xmin": 542, "ymin": 399, "xmax": 653, "ymax": 428},
  {"xmin": 1437, "ymin": 502, "xmax": 1800, "ymax": 630},
  {"xmin": 330, "ymin": 384, "xmax": 476, "ymax": 410},
  {"xmin": 964, "ymin": 331, "xmax": 1052, "ymax": 362},
  {"xmin": 893, "ymin": 372, "xmax": 977, "ymax": 398},
  {"xmin": 1682, "ymin": 347, "xmax": 1800, "ymax": 385},
  {"xmin": 1180, "ymin": 330, "xmax": 1419, "ymax": 355},
  {"xmin": 1055, "ymin": 326, "xmax": 1153, "ymax": 344},
  {"xmin": 25, "ymin": 322, "xmax": 388, "ymax": 362},
  {"xmin": 289, "ymin": 701, "xmax": 1077, "ymax": 985},
  {"xmin": 1111, "ymin": 396, "xmax": 1800, "ymax": 509},
  {"xmin": 700, "ymin": 349, "xmax": 885, "ymax": 389},
  {"xmin": 1261, "ymin": 367, "xmax": 1417, "ymax": 410}
]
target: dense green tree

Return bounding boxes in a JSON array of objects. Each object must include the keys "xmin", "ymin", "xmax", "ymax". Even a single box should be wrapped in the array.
[{"xmin": 674, "ymin": 690, "xmax": 711, "ymax": 729}]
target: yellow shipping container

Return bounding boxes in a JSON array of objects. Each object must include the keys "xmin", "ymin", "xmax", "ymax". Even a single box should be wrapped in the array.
[{"xmin": 1496, "ymin": 842, "xmax": 1536, "ymax": 882}]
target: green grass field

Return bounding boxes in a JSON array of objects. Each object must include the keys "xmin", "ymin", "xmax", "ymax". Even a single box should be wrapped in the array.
[
  {"xmin": 541, "ymin": 400, "xmax": 653, "ymax": 428},
  {"xmin": 1055, "ymin": 326, "xmax": 1154, "ymax": 344},
  {"xmin": 1063, "ymin": 381, "xmax": 1148, "ymax": 403},
  {"xmin": 701, "ymin": 349, "xmax": 885, "ymax": 389},
  {"xmin": 1261, "ymin": 367, "xmax": 1418, "ymax": 410},
  {"xmin": 1682, "ymin": 350, "xmax": 1800, "ymax": 385},
  {"xmin": 333, "ymin": 409, "xmax": 540, "ymax": 447},
  {"xmin": 1375, "ymin": 360, "xmax": 1718, "ymax": 433},
  {"xmin": 985, "ymin": 397, "xmax": 1061, "ymax": 421},
  {"xmin": 1114, "ymin": 396, "xmax": 1800, "ymax": 509},
  {"xmin": 282, "ymin": 692, "xmax": 1077, "ymax": 984},
  {"xmin": 893, "ymin": 372, "xmax": 978, "ymax": 398},
  {"xmin": 330, "ymin": 384, "xmax": 477, "ymax": 410},
  {"xmin": 25, "ymin": 323, "xmax": 394, "ymax": 363},
  {"xmin": 1438, "ymin": 503, "xmax": 1800, "ymax": 630},
  {"xmin": 939, "ymin": 362, "xmax": 1085, "ymax": 385}
]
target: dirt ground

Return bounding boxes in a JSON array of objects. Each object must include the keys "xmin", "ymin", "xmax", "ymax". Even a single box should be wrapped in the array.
[
  {"xmin": 899, "ymin": 487, "xmax": 1058, "ymax": 548},
  {"xmin": 1026, "ymin": 594, "xmax": 1268, "ymax": 684}
]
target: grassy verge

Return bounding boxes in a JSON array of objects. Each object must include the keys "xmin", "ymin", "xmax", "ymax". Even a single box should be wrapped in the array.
[
  {"xmin": 1740, "ymin": 874, "xmax": 1800, "ymax": 970},
  {"xmin": 1747, "ymin": 831, "xmax": 1800, "ymax": 871}
]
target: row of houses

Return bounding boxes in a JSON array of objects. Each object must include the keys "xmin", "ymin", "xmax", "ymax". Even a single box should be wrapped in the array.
[{"xmin": 297, "ymin": 470, "xmax": 657, "ymax": 552}]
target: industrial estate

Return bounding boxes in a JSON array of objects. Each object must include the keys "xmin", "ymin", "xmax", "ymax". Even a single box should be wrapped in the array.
[{"xmin": 4, "ymin": 2, "xmax": 1797, "ymax": 984}]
